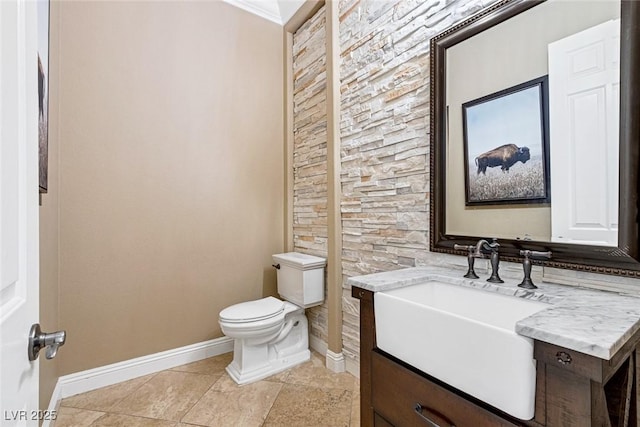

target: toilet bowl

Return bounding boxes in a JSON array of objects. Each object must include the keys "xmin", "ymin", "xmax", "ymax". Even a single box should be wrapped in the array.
[
  {"xmin": 219, "ymin": 252, "xmax": 326, "ymax": 385},
  {"xmin": 220, "ymin": 297, "xmax": 309, "ymax": 384}
]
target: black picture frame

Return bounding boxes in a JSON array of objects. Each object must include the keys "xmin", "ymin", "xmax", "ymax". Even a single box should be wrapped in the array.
[{"xmin": 461, "ymin": 75, "xmax": 550, "ymax": 206}]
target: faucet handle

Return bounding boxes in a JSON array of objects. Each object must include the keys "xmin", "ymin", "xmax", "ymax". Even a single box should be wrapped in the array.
[
  {"xmin": 518, "ymin": 250, "xmax": 551, "ymax": 289},
  {"xmin": 454, "ymin": 244, "xmax": 480, "ymax": 279},
  {"xmin": 520, "ymin": 250, "xmax": 552, "ymax": 260}
]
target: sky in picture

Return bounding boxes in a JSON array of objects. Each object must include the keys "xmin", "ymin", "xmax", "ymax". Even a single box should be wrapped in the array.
[
  {"xmin": 37, "ymin": 0, "xmax": 48, "ymax": 77},
  {"xmin": 465, "ymin": 85, "xmax": 543, "ymax": 164}
]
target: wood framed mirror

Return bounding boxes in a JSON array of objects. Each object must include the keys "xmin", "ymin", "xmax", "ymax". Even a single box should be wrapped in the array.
[{"xmin": 430, "ymin": 0, "xmax": 640, "ymax": 276}]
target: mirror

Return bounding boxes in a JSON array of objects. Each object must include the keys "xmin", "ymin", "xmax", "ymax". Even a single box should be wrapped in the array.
[{"xmin": 430, "ymin": 0, "xmax": 640, "ymax": 275}]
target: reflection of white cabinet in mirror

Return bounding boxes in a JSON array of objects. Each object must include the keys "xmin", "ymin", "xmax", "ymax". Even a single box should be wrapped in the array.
[
  {"xmin": 445, "ymin": 0, "xmax": 619, "ymax": 243},
  {"xmin": 549, "ymin": 19, "xmax": 619, "ymax": 246}
]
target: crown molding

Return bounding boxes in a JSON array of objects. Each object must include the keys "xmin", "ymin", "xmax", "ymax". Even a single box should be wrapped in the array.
[{"xmin": 223, "ymin": 0, "xmax": 283, "ymax": 25}]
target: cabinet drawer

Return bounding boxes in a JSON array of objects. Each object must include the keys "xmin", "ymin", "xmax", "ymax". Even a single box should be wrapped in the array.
[
  {"xmin": 534, "ymin": 341, "xmax": 603, "ymax": 381},
  {"xmin": 371, "ymin": 351, "xmax": 520, "ymax": 427}
]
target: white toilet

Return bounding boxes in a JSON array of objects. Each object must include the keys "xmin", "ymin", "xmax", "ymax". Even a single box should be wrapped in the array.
[{"xmin": 219, "ymin": 252, "xmax": 326, "ymax": 385}]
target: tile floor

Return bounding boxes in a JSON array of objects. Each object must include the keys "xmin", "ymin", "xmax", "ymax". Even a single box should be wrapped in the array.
[{"xmin": 53, "ymin": 351, "xmax": 360, "ymax": 427}]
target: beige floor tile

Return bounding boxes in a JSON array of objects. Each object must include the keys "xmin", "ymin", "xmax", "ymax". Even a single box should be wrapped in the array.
[
  {"xmin": 53, "ymin": 407, "xmax": 105, "ymax": 427},
  {"xmin": 182, "ymin": 380, "xmax": 282, "ymax": 427},
  {"xmin": 210, "ymin": 372, "xmax": 290, "ymax": 393},
  {"xmin": 263, "ymin": 383, "xmax": 352, "ymax": 427},
  {"xmin": 352, "ymin": 377, "xmax": 360, "ymax": 392},
  {"xmin": 208, "ymin": 374, "xmax": 241, "ymax": 393},
  {"xmin": 308, "ymin": 350, "xmax": 326, "ymax": 366},
  {"xmin": 110, "ymin": 371, "xmax": 217, "ymax": 421},
  {"xmin": 263, "ymin": 367, "xmax": 291, "ymax": 383},
  {"xmin": 170, "ymin": 352, "xmax": 232, "ymax": 376},
  {"xmin": 61, "ymin": 374, "xmax": 156, "ymax": 412},
  {"xmin": 90, "ymin": 413, "xmax": 179, "ymax": 427},
  {"xmin": 285, "ymin": 359, "xmax": 356, "ymax": 391},
  {"xmin": 350, "ymin": 387, "xmax": 360, "ymax": 427},
  {"xmin": 55, "ymin": 351, "xmax": 359, "ymax": 427}
]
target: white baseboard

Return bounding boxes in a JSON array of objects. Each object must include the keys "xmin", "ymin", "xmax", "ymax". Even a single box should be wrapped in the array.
[
  {"xmin": 325, "ymin": 349, "xmax": 345, "ymax": 373},
  {"xmin": 43, "ymin": 382, "xmax": 62, "ymax": 427},
  {"xmin": 308, "ymin": 335, "xmax": 346, "ymax": 373},
  {"xmin": 309, "ymin": 334, "xmax": 328, "ymax": 356},
  {"xmin": 43, "ymin": 336, "xmax": 233, "ymax": 426}
]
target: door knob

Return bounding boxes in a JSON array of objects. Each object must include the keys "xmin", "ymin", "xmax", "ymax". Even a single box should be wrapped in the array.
[{"xmin": 28, "ymin": 323, "xmax": 66, "ymax": 361}]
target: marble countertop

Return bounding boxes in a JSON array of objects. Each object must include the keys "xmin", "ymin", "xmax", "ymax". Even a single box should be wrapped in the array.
[{"xmin": 347, "ymin": 266, "xmax": 640, "ymax": 360}]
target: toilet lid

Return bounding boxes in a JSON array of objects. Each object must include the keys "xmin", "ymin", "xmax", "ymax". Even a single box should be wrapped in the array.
[{"xmin": 219, "ymin": 296, "xmax": 285, "ymax": 323}]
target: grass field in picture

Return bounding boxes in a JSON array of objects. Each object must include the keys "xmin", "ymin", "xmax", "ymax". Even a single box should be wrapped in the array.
[{"xmin": 467, "ymin": 155, "xmax": 545, "ymax": 204}]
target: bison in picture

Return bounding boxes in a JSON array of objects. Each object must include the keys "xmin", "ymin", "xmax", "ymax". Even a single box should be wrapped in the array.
[{"xmin": 475, "ymin": 144, "xmax": 530, "ymax": 175}]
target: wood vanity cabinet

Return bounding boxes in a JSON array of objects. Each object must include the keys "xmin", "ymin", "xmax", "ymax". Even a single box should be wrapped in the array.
[{"xmin": 353, "ymin": 286, "xmax": 640, "ymax": 427}]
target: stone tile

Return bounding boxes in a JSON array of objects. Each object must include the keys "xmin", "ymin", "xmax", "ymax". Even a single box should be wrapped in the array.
[
  {"xmin": 352, "ymin": 376, "xmax": 360, "ymax": 393},
  {"xmin": 110, "ymin": 371, "xmax": 217, "ymax": 421},
  {"xmin": 285, "ymin": 357, "xmax": 356, "ymax": 391},
  {"xmin": 263, "ymin": 383, "xmax": 352, "ymax": 427},
  {"xmin": 170, "ymin": 352, "xmax": 232, "ymax": 376},
  {"xmin": 264, "ymin": 368, "xmax": 292, "ymax": 383},
  {"xmin": 91, "ymin": 413, "xmax": 178, "ymax": 427},
  {"xmin": 209, "ymin": 372, "xmax": 290, "ymax": 393},
  {"xmin": 182, "ymin": 380, "xmax": 282, "ymax": 427},
  {"xmin": 52, "ymin": 407, "xmax": 104, "ymax": 427},
  {"xmin": 208, "ymin": 374, "xmax": 239, "ymax": 393},
  {"xmin": 61, "ymin": 374, "xmax": 155, "ymax": 412},
  {"xmin": 350, "ymin": 386, "xmax": 361, "ymax": 426},
  {"xmin": 308, "ymin": 350, "xmax": 325, "ymax": 366},
  {"xmin": 205, "ymin": 358, "xmax": 293, "ymax": 388}
]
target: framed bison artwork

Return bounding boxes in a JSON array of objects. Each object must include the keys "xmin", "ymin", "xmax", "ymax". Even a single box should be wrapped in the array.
[
  {"xmin": 462, "ymin": 76, "xmax": 550, "ymax": 206},
  {"xmin": 38, "ymin": 0, "xmax": 50, "ymax": 193}
]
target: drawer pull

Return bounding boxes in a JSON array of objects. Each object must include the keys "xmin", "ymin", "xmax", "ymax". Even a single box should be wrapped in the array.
[
  {"xmin": 414, "ymin": 403, "xmax": 456, "ymax": 427},
  {"xmin": 556, "ymin": 351, "xmax": 572, "ymax": 365}
]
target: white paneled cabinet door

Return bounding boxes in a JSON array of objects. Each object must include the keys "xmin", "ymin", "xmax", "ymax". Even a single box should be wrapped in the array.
[
  {"xmin": 0, "ymin": 0, "xmax": 40, "ymax": 425},
  {"xmin": 549, "ymin": 19, "xmax": 620, "ymax": 246}
]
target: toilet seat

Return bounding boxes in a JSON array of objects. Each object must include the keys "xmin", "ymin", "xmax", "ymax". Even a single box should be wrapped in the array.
[{"xmin": 219, "ymin": 296, "xmax": 285, "ymax": 323}]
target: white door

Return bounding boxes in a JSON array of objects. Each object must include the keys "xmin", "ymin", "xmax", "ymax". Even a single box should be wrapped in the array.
[
  {"xmin": 549, "ymin": 19, "xmax": 620, "ymax": 246},
  {"xmin": 1, "ymin": 0, "xmax": 40, "ymax": 424}
]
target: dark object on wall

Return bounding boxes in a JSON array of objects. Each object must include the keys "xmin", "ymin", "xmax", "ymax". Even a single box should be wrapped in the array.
[
  {"xmin": 462, "ymin": 76, "xmax": 550, "ymax": 206},
  {"xmin": 38, "ymin": 0, "xmax": 50, "ymax": 194}
]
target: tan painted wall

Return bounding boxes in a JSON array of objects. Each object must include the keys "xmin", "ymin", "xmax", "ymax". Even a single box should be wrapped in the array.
[
  {"xmin": 39, "ymin": 0, "xmax": 60, "ymax": 408},
  {"xmin": 56, "ymin": 1, "xmax": 284, "ymax": 375}
]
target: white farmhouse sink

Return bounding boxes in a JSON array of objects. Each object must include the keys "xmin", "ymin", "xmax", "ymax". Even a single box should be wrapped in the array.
[{"xmin": 375, "ymin": 281, "xmax": 549, "ymax": 420}]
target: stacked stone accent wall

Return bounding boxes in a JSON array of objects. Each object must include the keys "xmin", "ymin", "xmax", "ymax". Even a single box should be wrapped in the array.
[
  {"xmin": 338, "ymin": 0, "xmax": 499, "ymax": 370},
  {"xmin": 292, "ymin": 6, "xmax": 329, "ymax": 345},
  {"xmin": 290, "ymin": 0, "xmax": 501, "ymax": 368}
]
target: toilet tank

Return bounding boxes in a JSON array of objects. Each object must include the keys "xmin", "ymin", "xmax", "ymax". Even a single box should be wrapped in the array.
[{"xmin": 272, "ymin": 252, "xmax": 326, "ymax": 308}]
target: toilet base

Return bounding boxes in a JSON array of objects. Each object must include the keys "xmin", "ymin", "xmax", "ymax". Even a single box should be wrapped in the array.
[
  {"xmin": 226, "ymin": 348, "xmax": 310, "ymax": 385},
  {"xmin": 225, "ymin": 311, "xmax": 311, "ymax": 385}
]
